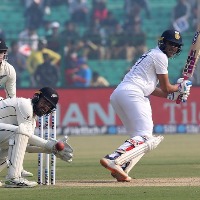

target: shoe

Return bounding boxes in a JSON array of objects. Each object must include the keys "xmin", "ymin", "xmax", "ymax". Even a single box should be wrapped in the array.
[
  {"xmin": 100, "ymin": 157, "xmax": 131, "ymax": 182},
  {"xmin": 21, "ymin": 169, "xmax": 33, "ymax": 177},
  {"xmin": 5, "ymin": 177, "xmax": 38, "ymax": 188},
  {"xmin": 0, "ymin": 181, "xmax": 2, "ymax": 187}
]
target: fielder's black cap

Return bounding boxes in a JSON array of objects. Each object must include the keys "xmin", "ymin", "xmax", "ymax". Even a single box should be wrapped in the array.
[{"xmin": 0, "ymin": 38, "xmax": 8, "ymax": 50}]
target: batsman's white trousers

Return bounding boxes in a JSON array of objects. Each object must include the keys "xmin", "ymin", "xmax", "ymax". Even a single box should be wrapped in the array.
[{"xmin": 110, "ymin": 86, "xmax": 153, "ymax": 138}]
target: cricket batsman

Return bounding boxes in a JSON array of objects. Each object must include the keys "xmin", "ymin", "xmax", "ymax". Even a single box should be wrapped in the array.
[
  {"xmin": 100, "ymin": 29, "xmax": 192, "ymax": 182},
  {"xmin": 0, "ymin": 87, "xmax": 73, "ymax": 188}
]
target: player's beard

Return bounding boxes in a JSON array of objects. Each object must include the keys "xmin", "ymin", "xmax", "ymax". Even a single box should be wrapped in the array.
[
  {"xmin": 33, "ymin": 104, "xmax": 46, "ymax": 117},
  {"xmin": 166, "ymin": 47, "xmax": 178, "ymax": 58}
]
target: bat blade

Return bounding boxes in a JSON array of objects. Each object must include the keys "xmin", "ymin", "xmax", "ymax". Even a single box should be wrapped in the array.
[
  {"xmin": 182, "ymin": 30, "xmax": 200, "ymax": 79},
  {"xmin": 176, "ymin": 28, "xmax": 200, "ymax": 104}
]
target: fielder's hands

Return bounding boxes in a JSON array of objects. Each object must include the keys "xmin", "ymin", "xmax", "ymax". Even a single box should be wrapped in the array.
[{"xmin": 45, "ymin": 136, "xmax": 73, "ymax": 162}]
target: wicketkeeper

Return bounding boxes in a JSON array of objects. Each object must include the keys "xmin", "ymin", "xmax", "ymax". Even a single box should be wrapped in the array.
[
  {"xmin": 0, "ymin": 87, "xmax": 73, "ymax": 188},
  {"xmin": 100, "ymin": 29, "xmax": 192, "ymax": 182}
]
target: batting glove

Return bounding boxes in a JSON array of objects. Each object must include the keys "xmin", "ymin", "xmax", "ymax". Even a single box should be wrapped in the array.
[
  {"xmin": 177, "ymin": 78, "xmax": 192, "ymax": 95},
  {"xmin": 167, "ymin": 91, "xmax": 189, "ymax": 102}
]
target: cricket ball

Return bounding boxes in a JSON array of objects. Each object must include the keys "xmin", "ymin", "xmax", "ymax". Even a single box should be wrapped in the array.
[{"xmin": 55, "ymin": 141, "xmax": 65, "ymax": 151}]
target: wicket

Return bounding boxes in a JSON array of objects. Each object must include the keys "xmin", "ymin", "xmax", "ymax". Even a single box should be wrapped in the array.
[{"xmin": 38, "ymin": 110, "xmax": 57, "ymax": 185}]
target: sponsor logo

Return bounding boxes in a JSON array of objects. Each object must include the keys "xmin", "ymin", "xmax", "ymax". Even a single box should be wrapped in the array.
[{"xmin": 175, "ymin": 31, "xmax": 181, "ymax": 40}]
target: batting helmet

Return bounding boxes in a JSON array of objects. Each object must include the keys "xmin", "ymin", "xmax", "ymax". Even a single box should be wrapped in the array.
[
  {"xmin": 158, "ymin": 29, "xmax": 183, "ymax": 56},
  {"xmin": 32, "ymin": 87, "xmax": 59, "ymax": 116}
]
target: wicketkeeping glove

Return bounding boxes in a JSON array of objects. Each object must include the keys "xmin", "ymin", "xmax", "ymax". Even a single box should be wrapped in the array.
[{"xmin": 45, "ymin": 136, "xmax": 73, "ymax": 162}]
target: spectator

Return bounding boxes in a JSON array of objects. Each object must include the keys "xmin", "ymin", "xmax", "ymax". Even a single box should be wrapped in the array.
[
  {"xmin": 123, "ymin": 2, "xmax": 142, "ymax": 33},
  {"xmin": 101, "ymin": 11, "xmax": 119, "ymax": 35},
  {"xmin": 73, "ymin": 57, "xmax": 92, "ymax": 87},
  {"xmin": 64, "ymin": 50, "xmax": 78, "ymax": 69},
  {"xmin": 62, "ymin": 37, "xmax": 85, "ymax": 65},
  {"xmin": 59, "ymin": 20, "xmax": 80, "ymax": 47},
  {"xmin": 46, "ymin": 21, "xmax": 61, "ymax": 53},
  {"xmin": 108, "ymin": 23, "xmax": 127, "ymax": 60},
  {"xmin": 26, "ymin": 38, "xmax": 61, "ymax": 87},
  {"xmin": 91, "ymin": 71, "xmax": 109, "ymax": 87},
  {"xmin": 124, "ymin": 0, "xmax": 151, "ymax": 19},
  {"xmin": 34, "ymin": 53, "xmax": 59, "ymax": 88},
  {"xmin": 24, "ymin": 0, "xmax": 44, "ymax": 29},
  {"xmin": 64, "ymin": 52, "xmax": 80, "ymax": 87},
  {"xmin": 40, "ymin": 20, "xmax": 53, "ymax": 38},
  {"xmin": 91, "ymin": 1, "xmax": 108, "ymax": 24},
  {"xmin": 82, "ymin": 25, "xmax": 105, "ymax": 59},
  {"xmin": 65, "ymin": 54, "xmax": 92, "ymax": 87},
  {"xmin": 8, "ymin": 41, "xmax": 27, "ymax": 88},
  {"xmin": 125, "ymin": 22, "xmax": 148, "ymax": 62},
  {"xmin": 171, "ymin": 0, "xmax": 191, "ymax": 32},
  {"xmin": 67, "ymin": 0, "xmax": 89, "ymax": 25},
  {"xmin": 18, "ymin": 26, "xmax": 39, "ymax": 53},
  {"xmin": 65, "ymin": 68, "xmax": 80, "ymax": 87}
]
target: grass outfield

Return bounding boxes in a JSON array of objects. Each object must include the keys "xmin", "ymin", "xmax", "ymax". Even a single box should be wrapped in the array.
[{"xmin": 1, "ymin": 134, "xmax": 200, "ymax": 200}]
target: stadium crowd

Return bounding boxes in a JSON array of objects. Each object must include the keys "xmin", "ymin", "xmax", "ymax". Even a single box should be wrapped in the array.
[{"xmin": 1, "ymin": 0, "xmax": 199, "ymax": 88}]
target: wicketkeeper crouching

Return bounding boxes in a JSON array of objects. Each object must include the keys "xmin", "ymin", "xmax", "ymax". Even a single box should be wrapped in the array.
[{"xmin": 0, "ymin": 87, "xmax": 73, "ymax": 188}]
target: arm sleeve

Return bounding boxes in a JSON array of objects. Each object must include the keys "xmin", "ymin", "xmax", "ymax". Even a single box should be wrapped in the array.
[
  {"xmin": 5, "ymin": 64, "xmax": 16, "ymax": 98},
  {"xmin": 16, "ymin": 98, "xmax": 36, "ymax": 136}
]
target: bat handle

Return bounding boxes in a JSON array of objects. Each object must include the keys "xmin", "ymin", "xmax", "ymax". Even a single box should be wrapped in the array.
[
  {"xmin": 176, "ymin": 76, "xmax": 188, "ymax": 104},
  {"xmin": 176, "ymin": 94, "xmax": 183, "ymax": 104}
]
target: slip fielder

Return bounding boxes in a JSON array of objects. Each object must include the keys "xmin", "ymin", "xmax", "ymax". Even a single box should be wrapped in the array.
[{"xmin": 0, "ymin": 38, "xmax": 33, "ymax": 178}]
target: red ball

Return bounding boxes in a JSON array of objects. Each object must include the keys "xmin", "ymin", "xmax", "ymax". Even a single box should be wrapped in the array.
[{"xmin": 55, "ymin": 141, "xmax": 65, "ymax": 151}]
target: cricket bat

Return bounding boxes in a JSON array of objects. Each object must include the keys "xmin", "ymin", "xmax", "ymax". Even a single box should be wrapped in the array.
[{"xmin": 176, "ymin": 26, "xmax": 200, "ymax": 104}]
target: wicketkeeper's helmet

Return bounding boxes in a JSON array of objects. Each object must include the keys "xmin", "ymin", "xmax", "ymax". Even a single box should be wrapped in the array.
[
  {"xmin": 32, "ymin": 87, "xmax": 59, "ymax": 116},
  {"xmin": 158, "ymin": 29, "xmax": 183, "ymax": 56}
]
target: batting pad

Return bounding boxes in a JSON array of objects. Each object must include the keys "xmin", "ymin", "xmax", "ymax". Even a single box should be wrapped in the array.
[
  {"xmin": 7, "ymin": 134, "xmax": 29, "ymax": 179},
  {"xmin": 115, "ymin": 136, "xmax": 164, "ymax": 166},
  {"xmin": 124, "ymin": 153, "xmax": 145, "ymax": 174}
]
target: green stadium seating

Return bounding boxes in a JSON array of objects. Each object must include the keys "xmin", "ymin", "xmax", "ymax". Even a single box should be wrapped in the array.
[
  {"xmin": 88, "ymin": 60, "xmax": 130, "ymax": 85},
  {"xmin": 0, "ymin": 0, "xmax": 195, "ymax": 87}
]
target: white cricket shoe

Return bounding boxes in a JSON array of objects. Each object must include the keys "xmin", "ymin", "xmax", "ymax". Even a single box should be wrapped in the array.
[
  {"xmin": 21, "ymin": 169, "xmax": 33, "ymax": 177},
  {"xmin": 5, "ymin": 177, "xmax": 38, "ymax": 188},
  {"xmin": 100, "ymin": 157, "xmax": 132, "ymax": 182}
]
